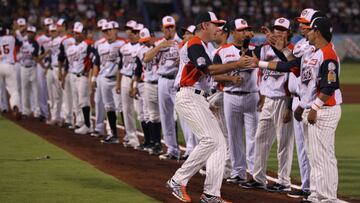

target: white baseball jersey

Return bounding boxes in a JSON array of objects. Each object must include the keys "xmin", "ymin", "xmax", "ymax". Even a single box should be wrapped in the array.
[
  {"xmin": 213, "ymin": 44, "xmax": 258, "ymax": 92},
  {"xmin": 58, "ymin": 35, "xmax": 76, "ymax": 71},
  {"xmin": 15, "ymin": 30, "xmax": 28, "ymax": 42},
  {"xmin": 65, "ymin": 39, "xmax": 94, "ymax": 74},
  {"xmin": 298, "ymin": 43, "xmax": 342, "ymax": 108},
  {"xmin": 94, "ymin": 39, "xmax": 125, "ymax": 77},
  {"xmin": 175, "ymin": 36, "xmax": 213, "ymax": 91},
  {"xmin": 50, "ymin": 35, "xmax": 66, "ymax": 68},
  {"xmin": 137, "ymin": 44, "xmax": 159, "ymax": 82},
  {"xmin": 18, "ymin": 40, "xmax": 40, "ymax": 67},
  {"xmin": 258, "ymin": 44, "xmax": 293, "ymax": 98},
  {"xmin": 293, "ymin": 38, "xmax": 315, "ymax": 58},
  {"xmin": 94, "ymin": 37, "xmax": 106, "ymax": 49},
  {"xmin": 119, "ymin": 42, "xmax": 136, "ymax": 77},
  {"xmin": 36, "ymin": 33, "xmax": 52, "ymax": 66},
  {"xmin": 154, "ymin": 37, "xmax": 180, "ymax": 76},
  {"xmin": 0, "ymin": 35, "xmax": 22, "ymax": 64}
]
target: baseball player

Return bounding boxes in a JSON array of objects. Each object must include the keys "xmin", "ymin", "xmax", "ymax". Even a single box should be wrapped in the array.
[
  {"xmin": 35, "ymin": 17, "xmax": 53, "ymax": 121},
  {"xmin": 0, "ymin": 81, "xmax": 8, "ymax": 113},
  {"xmin": 254, "ymin": 16, "xmax": 342, "ymax": 203},
  {"xmin": 143, "ymin": 15, "xmax": 182, "ymax": 160},
  {"xmin": 0, "ymin": 25, "xmax": 22, "ymax": 119},
  {"xmin": 166, "ymin": 11, "xmax": 254, "ymax": 203},
  {"xmin": 213, "ymin": 18, "xmax": 259, "ymax": 184},
  {"xmin": 19, "ymin": 26, "xmax": 42, "ymax": 118},
  {"xmin": 241, "ymin": 17, "xmax": 295, "ymax": 192},
  {"xmin": 92, "ymin": 22, "xmax": 125, "ymax": 143},
  {"xmin": 57, "ymin": 19, "xmax": 76, "ymax": 128},
  {"xmin": 63, "ymin": 22, "xmax": 93, "ymax": 135},
  {"xmin": 91, "ymin": 18, "xmax": 108, "ymax": 137},
  {"xmin": 46, "ymin": 23, "xmax": 64, "ymax": 125},
  {"xmin": 116, "ymin": 20, "xmax": 141, "ymax": 148}
]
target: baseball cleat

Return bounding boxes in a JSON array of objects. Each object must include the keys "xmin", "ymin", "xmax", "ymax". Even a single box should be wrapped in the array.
[
  {"xmin": 46, "ymin": 119, "xmax": 60, "ymax": 125},
  {"xmin": 266, "ymin": 183, "xmax": 291, "ymax": 193},
  {"xmin": 239, "ymin": 179, "xmax": 266, "ymax": 189},
  {"xmin": 74, "ymin": 125, "xmax": 92, "ymax": 135},
  {"xmin": 101, "ymin": 135, "xmax": 119, "ymax": 144},
  {"xmin": 199, "ymin": 193, "xmax": 232, "ymax": 203},
  {"xmin": 226, "ymin": 176, "xmax": 246, "ymax": 184},
  {"xmin": 287, "ymin": 189, "xmax": 310, "ymax": 198},
  {"xmin": 123, "ymin": 141, "xmax": 140, "ymax": 149},
  {"xmin": 159, "ymin": 153, "xmax": 179, "ymax": 160},
  {"xmin": 166, "ymin": 179, "xmax": 191, "ymax": 203},
  {"xmin": 90, "ymin": 131, "xmax": 104, "ymax": 138}
]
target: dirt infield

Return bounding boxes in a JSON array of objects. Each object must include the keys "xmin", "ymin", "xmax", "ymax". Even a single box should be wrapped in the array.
[{"xmin": 4, "ymin": 114, "xmax": 360, "ymax": 203}]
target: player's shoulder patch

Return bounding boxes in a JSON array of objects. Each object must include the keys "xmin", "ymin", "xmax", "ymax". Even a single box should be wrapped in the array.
[{"xmin": 327, "ymin": 61, "xmax": 337, "ymax": 83}]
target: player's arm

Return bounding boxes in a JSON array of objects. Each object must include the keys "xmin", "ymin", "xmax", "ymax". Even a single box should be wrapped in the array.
[
  {"xmin": 91, "ymin": 49, "xmax": 100, "ymax": 90},
  {"xmin": 143, "ymin": 40, "xmax": 174, "ymax": 62},
  {"xmin": 212, "ymin": 53, "xmax": 242, "ymax": 84},
  {"xmin": 130, "ymin": 56, "xmax": 143, "ymax": 98},
  {"xmin": 188, "ymin": 44, "xmax": 253, "ymax": 76}
]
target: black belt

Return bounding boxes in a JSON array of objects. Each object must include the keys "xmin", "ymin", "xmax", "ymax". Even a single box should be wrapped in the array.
[
  {"xmin": 177, "ymin": 87, "xmax": 211, "ymax": 98},
  {"xmin": 225, "ymin": 91, "xmax": 252, "ymax": 95},
  {"xmin": 105, "ymin": 76, "xmax": 116, "ymax": 80},
  {"xmin": 123, "ymin": 74, "xmax": 132, "ymax": 78},
  {"xmin": 147, "ymin": 81, "xmax": 158, "ymax": 84},
  {"xmin": 160, "ymin": 74, "xmax": 175, "ymax": 80},
  {"xmin": 73, "ymin": 72, "xmax": 88, "ymax": 77},
  {"xmin": 24, "ymin": 65, "xmax": 33, "ymax": 68}
]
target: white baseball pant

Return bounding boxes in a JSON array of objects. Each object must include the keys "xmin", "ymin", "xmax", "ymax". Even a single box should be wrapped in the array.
[
  {"xmin": 0, "ymin": 80, "xmax": 9, "ymax": 111},
  {"xmin": 134, "ymin": 82, "xmax": 146, "ymax": 122},
  {"xmin": 144, "ymin": 83, "xmax": 160, "ymax": 123},
  {"xmin": 47, "ymin": 67, "xmax": 63, "ymax": 122},
  {"xmin": 253, "ymin": 97, "xmax": 294, "ymax": 187},
  {"xmin": 224, "ymin": 92, "xmax": 258, "ymax": 179},
  {"xmin": 0, "ymin": 63, "xmax": 20, "ymax": 109},
  {"xmin": 158, "ymin": 77, "xmax": 179, "ymax": 156},
  {"xmin": 37, "ymin": 64, "xmax": 49, "ymax": 118},
  {"xmin": 173, "ymin": 87, "xmax": 226, "ymax": 197},
  {"xmin": 69, "ymin": 73, "xmax": 89, "ymax": 126},
  {"xmin": 208, "ymin": 91, "xmax": 231, "ymax": 179},
  {"xmin": 15, "ymin": 63, "xmax": 22, "ymax": 112},
  {"xmin": 302, "ymin": 105, "xmax": 341, "ymax": 202},
  {"xmin": 121, "ymin": 75, "xmax": 139, "ymax": 145},
  {"xmin": 94, "ymin": 76, "xmax": 106, "ymax": 134},
  {"xmin": 20, "ymin": 66, "xmax": 40, "ymax": 116},
  {"xmin": 61, "ymin": 71, "xmax": 73, "ymax": 124}
]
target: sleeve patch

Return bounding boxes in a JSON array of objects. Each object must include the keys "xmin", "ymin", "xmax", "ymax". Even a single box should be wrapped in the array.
[{"xmin": 327, "ymin": 62, "xmax": 337, "ymax": 83}]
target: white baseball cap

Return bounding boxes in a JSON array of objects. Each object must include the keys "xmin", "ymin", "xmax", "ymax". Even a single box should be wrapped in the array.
[
  {"xmin": 73, "ymin": 22, "xmax": 84, "ymax": 33},
  {"xmin": 44, "ymin": 18, "xmax": 54, "ymax": 26},
  {"xmin": 17, "ymin": 18, "xmax": 26, "ymax": 26},
  {"xmin": 234, "ymin": 18, "xmax": 251, "ymax": 31},
  {"xmin": 139, "ymin": 28, "xmax": 151, "ymax": 43},
  {"xmin": 97, "ymin": 19, "xmax": 107, "ymax": 28},
  {"xmin": 274, "ymin": 17, "xmax": 290, "ymax": 30},
  {"xmin": 49, "ymin": 24, "xmax": 57, "ymax": 31},
  {"xmin": 133, "ymin": 23, "xmax": 144, "ymax": 31},
  {"xmin": 181, "ymin": 25, "xmax": 196, "ymax": 34},
  {"xmin": 27, "ymin": 26, "xmax": 36, "ymax": 33},
  {"xmin": 125, "ymin": 20, "xmax": 137, "ymax": 30},
  {"xmin": 102, "ymin": 22, "xmax": 114, "ymax": 31},
  {"xmin": 56, "ymin": 18, "xmax": 65, "ymax": 27},
  {"xmin": 162, "ymin": 16, "xmax": 176, "ymax": 27},
  {"xmin": 110, "ymin": 21, "xmax": 119, "ymax": 29},
  {"xmin": 295, "ymin": 8, "xmax": 316, "ymax": 24}
]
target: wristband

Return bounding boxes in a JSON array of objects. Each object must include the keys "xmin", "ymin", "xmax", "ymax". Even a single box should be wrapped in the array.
[
  {"xmin": 132, "ymin": 81, "xmax": 138, "ymax": 89},
  {"xmin": 91, "ymin": 76, "xmax": 97, "ymax": 82},
  {"xmin": 258, "ymin": 61, "xmax": 269, "ymax": 68},
  {"xmin": 311, "ymin": 97, "xmax": 324, "ymax": 111}
]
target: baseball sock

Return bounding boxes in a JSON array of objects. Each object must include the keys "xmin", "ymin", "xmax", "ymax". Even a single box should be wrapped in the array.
[
  {"xmin": 82, "ymin": 106, "xmax": 91, "ymax": 127},
  {"xmin": 153, "ymin": 122, "xmax": 162, "ymax": 144},
  {"xmin": 107, "ymin": 111, "xmax": 117, "ymax": 137},
  {"xmin": 141, "ymin": 121, "xmax": 150, "ymax": 146}
]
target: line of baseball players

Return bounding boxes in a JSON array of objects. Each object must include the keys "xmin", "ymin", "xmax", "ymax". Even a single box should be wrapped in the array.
[{"xmin": 0, "ymin": 8, "xmax": 342, "ymax": 203}]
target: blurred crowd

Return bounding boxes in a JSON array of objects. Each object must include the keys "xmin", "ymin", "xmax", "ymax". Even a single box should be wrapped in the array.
[{"xmin": 0, "ymin": 0, "xmax": 359, "ymax": 33}]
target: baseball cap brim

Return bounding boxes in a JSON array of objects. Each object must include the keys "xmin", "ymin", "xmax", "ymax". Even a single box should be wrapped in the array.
[
  {"xmin": 295, "ymin": 17, "xmax": 310, "ymax": 24},
  {"xmin": 163, "ymin": 24, "xmax": 175, "ymax": 28},
  {"xmin": 273, "ymin": 25, "xmax": 289, "ymax": 31},
  {"xmin": 236, "ymin": 26, "xmax": 252, "ymax": 31},
  {"xmin": 139, "ymin": 37, "xmax": 151, "ymax": 43},
  {"xmin": 211, "ymin": 20, "xmax": 225, "ymax": 26}
]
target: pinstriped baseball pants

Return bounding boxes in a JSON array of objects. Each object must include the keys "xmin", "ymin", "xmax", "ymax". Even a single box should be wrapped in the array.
[
  {"xmin": 172, "ymin": 87, "xmax": 226, "ymax": 197},
  {"xmin": 303, "ymin": 105, "xmax": 341, "ymax": 203}
]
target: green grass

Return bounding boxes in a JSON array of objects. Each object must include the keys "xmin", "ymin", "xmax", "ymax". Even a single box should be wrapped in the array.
[
  {"xmin": 340, "ymin": 62, "xmax": 360, "ymax": 84},
  {"xmin": 0, "ymin": 116, "xmax": 158, "ymax": 203},
  {"xmin": 267, "ymin": 104, "xmax": 360, "ymax": 200}
]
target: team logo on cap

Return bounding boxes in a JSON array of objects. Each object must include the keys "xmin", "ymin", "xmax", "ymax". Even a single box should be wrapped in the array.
[
  {"xmin": 278, "ymin": 18, "xmax": 285, "ymax": 23},
  {"xmin": 301, "ymin": 10, "xmax": 308, "ymax": 17},
  {"xmin": 167, "ymin": 17, "xmax": 172, "ymax": 22},
  {"xmin": 241, "ymin": 20, "xmax": 246, "ymax": 25},
  {"xmin": 140, "ymin": 32, "xmax": 145, "ymax": 37}
]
